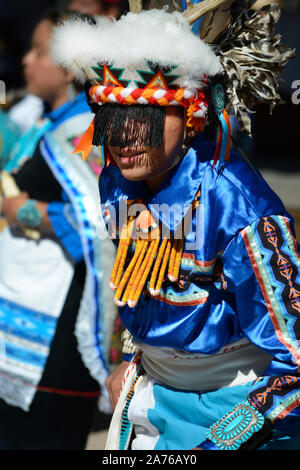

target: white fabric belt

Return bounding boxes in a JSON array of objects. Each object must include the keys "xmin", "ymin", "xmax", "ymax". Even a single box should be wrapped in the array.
[{"xmin": 133, "ymin": 338, "xmax": 272, "ymax": 391}]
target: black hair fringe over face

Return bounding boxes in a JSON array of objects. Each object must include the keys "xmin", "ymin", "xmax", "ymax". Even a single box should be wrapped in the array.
[{"xmin": 92, "ymin": 103, "xmax": 166, "ymax": 148}]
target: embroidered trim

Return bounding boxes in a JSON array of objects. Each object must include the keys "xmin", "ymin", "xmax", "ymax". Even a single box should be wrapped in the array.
[
  {"xmin": 241, "ymin": 219, "xmax": 300, "ymax": 370},
  {"xmin": 105, "ymin": 351, "xmax": 142, "ymax": 450},
  {"xmin": 120, "ymin": 364, "xmax": 144, "ymax": 450},
  {"xmin": 153, "ymin": 286, "xmax": 210, "ymax": 306},
  {"xmin": 250, "ymin": 375, "xmax": 300, "ymax": 423},
  {"xmin": 262, "ymin": 217, "xmax": 300, "ymax": 315},
  {"xmin": 181, "ymin": 252, "xmax": 218, "ymax": 274}
]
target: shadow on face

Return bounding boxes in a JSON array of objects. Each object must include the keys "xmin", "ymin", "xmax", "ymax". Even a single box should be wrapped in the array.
[{"xmin": 108, "ymin": 106, "xmax": 186, "ymax": 184}]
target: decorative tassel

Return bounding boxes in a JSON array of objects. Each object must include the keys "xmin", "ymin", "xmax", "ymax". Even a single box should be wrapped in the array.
[
  {"xmin": 211, "ymin": 83, "xmax": 231, "ymax": 169},
  {"xmin": 113, "ymin": 239, "xmax": 143, "ymax": 306},
  {"xmin": 168, "ymin": 239, "xmax": 183, "ymax": 282},
  {"xmin": 213, "ymin": 122, "xmax": 223, "ymax": 168},
  {"xmin": 219, "ymin": 109, "xmax": 231, "ymax": 166},
  {"xmin": 168, "ymin": 238, "xmax": 179, "ymax": 282},
  {"xmin": 170, "ymin": 238, "xmax": 184, "ymax": 282},
  {"xmin": 148, "ymin": 237, "xmax": 168, "ymax": 296},
  {"xmin": 122, "ymin": 239, "xmax": 149, "ymax": 304},
  {"xmin": 110, "ymin": 216, "xmax": 134, "ymax": 289},
  {"xmin": 114, "ymin": 218, "xmax": 135, "ymax": 289},
  {"xmin": 120, "ymin": 241, "xmax": 148, "ymax": 305}
]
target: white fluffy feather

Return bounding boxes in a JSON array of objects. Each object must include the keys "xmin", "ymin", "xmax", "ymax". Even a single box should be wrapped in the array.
[{"xmin": 50, "ymin": 10, "xmax": 222, "ymax": 89}]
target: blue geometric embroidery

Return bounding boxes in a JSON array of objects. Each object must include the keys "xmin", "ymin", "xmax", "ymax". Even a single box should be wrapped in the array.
[
  {"xmin": 4, "ymin": 342, "xmax": 46, "ymax": 368},
  {"xmin": 0, "ymin": 297, "xmax": 57, "ymax": 346},
  {"xmin": 120, "ymin": 366, "xmax": 144, "ymax": 450}
]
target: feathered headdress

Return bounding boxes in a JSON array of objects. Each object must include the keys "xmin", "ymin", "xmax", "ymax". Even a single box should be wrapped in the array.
[
  {"xmin": 50, "ymin": 0, "xmax": 295, "ymax": 308},
  {"xmin": 51, "ymin": 0, "xmax": 294, "ymax": 166}
]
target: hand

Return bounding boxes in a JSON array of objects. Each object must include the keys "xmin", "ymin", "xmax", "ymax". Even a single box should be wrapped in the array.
[
  {"xmin": 2, "ymin": 192, "xmax": 29, "ymax": 226},
  {"xmin": 105, "ymin": 361, "xmax": 130, "ymax": 410}
]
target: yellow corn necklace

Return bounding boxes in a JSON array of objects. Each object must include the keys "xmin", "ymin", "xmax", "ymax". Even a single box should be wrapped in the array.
[{"xmin": 110, "ymin": 189, "xmax": 201, "ymax": 308}]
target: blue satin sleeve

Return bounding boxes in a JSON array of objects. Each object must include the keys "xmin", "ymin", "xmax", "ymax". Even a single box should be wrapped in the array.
[
  {"xmin": 47, "ymin": 191, "xmax": 83, "ymax": 263},
  {"xmin": 203, "ymin": 214, "xmax": 300, "ymax": 450}
]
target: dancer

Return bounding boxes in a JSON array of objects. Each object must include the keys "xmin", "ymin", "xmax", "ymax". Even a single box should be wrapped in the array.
[
  {"xmin": 52, "ymin": 2, "xmax": 299, "ymax": 450},
  {"xmin": 0, "ymin": 11, "xmax": 114, "ymax": 449}
]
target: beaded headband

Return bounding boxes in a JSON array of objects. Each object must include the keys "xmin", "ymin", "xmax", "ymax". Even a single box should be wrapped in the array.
[{"xmin": 51, "ymin": 8, "xmax": 226, "ymax": 162}]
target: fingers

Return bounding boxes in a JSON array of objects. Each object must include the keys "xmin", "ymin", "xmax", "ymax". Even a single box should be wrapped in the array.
[
  {"xmin": 105, "ymin": 361, "xmax": 130, "ymax": 410},
  {"xmin": 105, "ymin": 375, "xmax": 114, "ymax": 409}
]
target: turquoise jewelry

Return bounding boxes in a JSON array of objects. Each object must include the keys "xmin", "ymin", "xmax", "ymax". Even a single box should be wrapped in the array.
[
  {"xmin": 212, "ymin": 83, "xmax": 226, "ymax": 115},
  {"xmin": 17, "ymin": 199, "xmax": 42, "ymax": 228}
]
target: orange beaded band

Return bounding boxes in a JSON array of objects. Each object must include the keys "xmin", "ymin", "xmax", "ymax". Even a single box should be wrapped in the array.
[{"xmin": 89, "ymin": 85, "xmax": 208, "ymax": 131}]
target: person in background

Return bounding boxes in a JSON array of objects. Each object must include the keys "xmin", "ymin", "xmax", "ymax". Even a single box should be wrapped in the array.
[
  {"xmin": 101, "ymin": 0, "xmax": 129, "ymax": 19},
  {"xmin": 0, "ymin": 10, "xmax": 115, "ymax": 450},
  {"xmin": 8, "ymin": 0, "xmax": 105, "ymax": 135},
  {"xmin": 68, "ymin": 0, "xmax": 104, "ymax": 15},
  {"xmin": 52, "ymin": 5, "xmax": 300, "ymax": 451}
]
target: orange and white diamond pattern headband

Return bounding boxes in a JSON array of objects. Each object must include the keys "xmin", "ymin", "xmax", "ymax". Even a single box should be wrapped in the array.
[
  {"xmin": 89, "ymin": 84, "xmax": 208, "ymax": 130},
  {"xmin": 73, "ymin": 83, "xmax": 208, "ymax": 162}
]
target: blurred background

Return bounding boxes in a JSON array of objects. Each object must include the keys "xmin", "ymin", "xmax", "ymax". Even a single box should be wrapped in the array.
[
  {"xmin": 1, "ymin": 0, "xmax": 299, "ymax": 228},
  {"xmin": 0, "ymin": 0, "xmax": 299, "ymax": 449}
]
